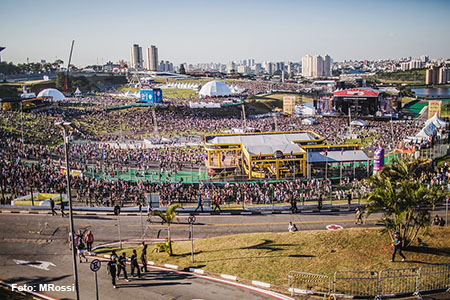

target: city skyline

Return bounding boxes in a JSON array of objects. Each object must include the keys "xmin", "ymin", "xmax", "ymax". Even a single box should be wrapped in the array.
[{"xmin": 1, "ymin": 0, "xmax": 449, "ymax": 66}]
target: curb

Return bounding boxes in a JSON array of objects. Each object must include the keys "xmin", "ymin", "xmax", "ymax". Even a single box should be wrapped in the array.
[
  {"xmin": 220, "ymin": 274, "xmax": 237, "ymax": 281},
  {"xmin": 87, "ymin": 255, "xmax": 293, "ymax": 300}
]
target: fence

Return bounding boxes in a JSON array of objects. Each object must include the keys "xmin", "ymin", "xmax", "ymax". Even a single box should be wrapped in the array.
[
  {"xmin": 288, "ymin": 271, "xmax": 330, "ymax": 296},
  {"xmin": 288, "ymin": 264, "xmax": 450, "ymax": 298}
]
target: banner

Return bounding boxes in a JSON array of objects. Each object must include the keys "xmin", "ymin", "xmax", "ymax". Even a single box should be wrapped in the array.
[
  {"xmin": 283, "ymin": 96, "xmax": 296, "ymax": 115},
  {"xmin": 373, "ymin": 147, "xmax": 385, "ymax": 173},
  {"xmin": 428, "ymin": 100, "xmax": 441, "ymax": 118}
]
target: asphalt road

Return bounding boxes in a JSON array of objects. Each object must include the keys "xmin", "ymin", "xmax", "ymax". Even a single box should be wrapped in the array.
[{"xmin": 0, "ymin": 210, "xmax": 446, "ymax": 300}]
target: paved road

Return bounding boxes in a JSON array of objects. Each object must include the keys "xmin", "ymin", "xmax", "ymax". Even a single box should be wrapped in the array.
[{"xmin": 0, "ymin": 210, "xmax": 446, "ymax": 300}]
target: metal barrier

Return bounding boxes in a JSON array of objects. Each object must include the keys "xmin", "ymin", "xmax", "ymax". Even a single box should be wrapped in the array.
[
  {"xmin": 288, "ymin": 271, "xmax": 330, "ymax": 297},
  {"xmin": 378, "ymin": 267, "xmax": 419, "ymax": 296},
  {"xmin": 334, "ymin": 270, "xmax": 378, "ymax": 297},
  {"xmin": 417, "ymin": 264, "xmax": 450, "ymax": 293}
]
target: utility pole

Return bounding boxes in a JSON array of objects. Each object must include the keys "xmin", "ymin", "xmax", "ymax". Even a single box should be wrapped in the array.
[
  {"xmin": 55, "ymin": 122, "xmax": 80, "ymax": 300},
  {"xmin": 152, "ymin": 106, "xmax": 159, "ymax": 137},
  {"xmin": 241, "ymin": 104, "xmax": 246, "ymax": 132}
]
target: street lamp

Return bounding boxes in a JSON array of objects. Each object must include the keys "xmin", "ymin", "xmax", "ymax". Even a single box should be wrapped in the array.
[{"xmin": 55, "ymin": 121, "xmax": 80, "ymax": 300}]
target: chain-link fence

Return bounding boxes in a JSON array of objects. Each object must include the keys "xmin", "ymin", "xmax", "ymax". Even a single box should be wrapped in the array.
[{"xmin": 378, "ymin": 267, "xmax": 419, "ymax": 296}]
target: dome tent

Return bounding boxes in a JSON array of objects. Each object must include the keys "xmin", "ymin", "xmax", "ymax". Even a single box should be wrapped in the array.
[
  {"xmin": 37, "ymin": 88, "xmax": 66, "ymax": 101},
  {"xmin": 199, "ymin": 81, "xmax": 232, "ymax": 98}
]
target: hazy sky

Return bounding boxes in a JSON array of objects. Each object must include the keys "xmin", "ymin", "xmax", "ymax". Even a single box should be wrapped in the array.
[{"xmin": 1, "ymin": 0, "xmax": 449, "ymax": 66}]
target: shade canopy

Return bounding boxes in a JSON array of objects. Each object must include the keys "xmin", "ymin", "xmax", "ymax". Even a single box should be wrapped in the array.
[
  {"xmin": 37, "ymin": 88, "xmax": 66, "ymax": 101},
  {"xmin": 199, "ymin": 81, "xmax": 232, "ymax": 98}
]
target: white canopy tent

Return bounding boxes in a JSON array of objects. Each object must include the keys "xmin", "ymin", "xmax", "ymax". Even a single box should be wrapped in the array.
[
  {"xmin": 74, "ymin": 87, "xmax": 82, "ymax": 97},
  {"xmin": 424, "ymin": 113, "xmax": 447, "ymax": 129},
  {"xmin": 301, "ymin": 118, "xmax": 317, "ymax": 125},
  {"xmin": 350, "ymin": 119, "xmax": 369, "ymax": 127},
  {"xmin": 37, "ymin": 88, "xmax": 66, "ymax": 101},
  {"xmin": 199, "ymin": 81, "xmax": 232, "ymax": 98}
]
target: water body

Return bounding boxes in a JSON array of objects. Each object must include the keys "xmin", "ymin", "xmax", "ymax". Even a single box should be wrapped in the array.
[{"xmin": 412, "ymin": 88, "xmax": 450, "ymax": 98}]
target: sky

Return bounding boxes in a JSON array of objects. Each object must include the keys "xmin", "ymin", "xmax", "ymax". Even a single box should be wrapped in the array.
[{"xmin": 1, "ymin": 0, "xmax": 449, "ymax": 67}]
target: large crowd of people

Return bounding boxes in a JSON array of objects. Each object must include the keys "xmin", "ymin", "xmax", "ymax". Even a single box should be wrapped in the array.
[{"xmin": 0, "ymin": 83, "xmax": 448, "ymax": 207}]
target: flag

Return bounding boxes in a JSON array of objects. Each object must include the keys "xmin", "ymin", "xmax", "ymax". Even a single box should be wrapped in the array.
[{"xmin": 258, "ymin": 152, "xmax": 262, "ymax": 159}]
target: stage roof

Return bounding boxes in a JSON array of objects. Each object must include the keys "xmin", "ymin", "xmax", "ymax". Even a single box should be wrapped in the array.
[
  {"xmin": 307, "ymin": 150, "xmax": 369, "ymax": 163},
  {"xmin": 333, "ymin": 88, "xmax": 380, "ymax": 97},
  {"xmin": 205, "ymin": 131, "xmax": 320, "ymax": 155}
]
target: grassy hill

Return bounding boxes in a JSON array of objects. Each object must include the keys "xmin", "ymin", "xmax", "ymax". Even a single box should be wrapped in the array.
[{"xmin": 96, "ymin": 226, "xmax": 450, "ymax": 287}]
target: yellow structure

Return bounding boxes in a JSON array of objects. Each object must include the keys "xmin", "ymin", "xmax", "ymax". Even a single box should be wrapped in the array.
[{"xmin": 204, "ymin": 131, "xmax": 325, "ymax": 179}]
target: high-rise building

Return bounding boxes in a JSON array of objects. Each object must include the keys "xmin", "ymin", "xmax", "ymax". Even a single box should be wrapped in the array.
[
  {"xmin": 426, "ymin": 66, "xmax": 440, "ymax": 85},
  {"xmin": 301, "ymin": 55, "xmax": 313, "ymax": 77},
  {"xmin": 323, "ymin": 55, "xmax": 332, "ymax": 77},
  {"xmin": 312, "ymin": 55, "xmax": 323, "ymax": 77},
  {"xmin": 439, "ymin": 66, "xmax": 449, "ymax": 84},
  {"xmin": 302, "ymin": 54, "xmax": 332, "ymax": 77},
  {"xmin": 130, "ymin": 44, "xmax": 143, "ymax": 69},
  {"xmin": 146, "ymin": 45, "xmax": 158, "ymax": 71}
]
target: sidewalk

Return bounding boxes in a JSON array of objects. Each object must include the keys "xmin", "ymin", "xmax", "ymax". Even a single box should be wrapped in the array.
[{"xmin": 0, "ymin": 203, "xmax": 358, "ymax": 216}]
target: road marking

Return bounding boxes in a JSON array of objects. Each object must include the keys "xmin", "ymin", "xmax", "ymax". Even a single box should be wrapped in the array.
[{"xmin": 13, "ymin": 259, "xmax": 56, "ymax": 271}]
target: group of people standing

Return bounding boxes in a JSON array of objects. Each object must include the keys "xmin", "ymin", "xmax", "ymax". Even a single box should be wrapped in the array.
[
  {"xmin": 68, "ymin": 229, "xmax": 94, "ymax": 263},
  {"xmin": 106, "ymin": 242, "xmax": 148, "ymax": 289}
]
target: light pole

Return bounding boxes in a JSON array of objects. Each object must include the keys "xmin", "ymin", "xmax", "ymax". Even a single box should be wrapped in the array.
[{"xmin": 55, "ymin": 121, "xmax": 80, "ymax": 300}]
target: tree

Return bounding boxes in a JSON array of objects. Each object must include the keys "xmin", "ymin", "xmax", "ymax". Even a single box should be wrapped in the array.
[
  {"xmin": 150, "ymin": 204, "xmax": 182, "ymax": 255},
  {"xmin": 179, "ymin": 64, "xmax": 186, "ymax": 74},
  {"xmin": 364, "ymin": 157, "xmax": 443, "ymax": 247}
]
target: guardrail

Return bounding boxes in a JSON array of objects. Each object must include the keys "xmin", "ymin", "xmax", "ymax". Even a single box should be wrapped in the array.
[{"xmin": 288, "ymin": 264, "xmax": 450, "ymax": 298}]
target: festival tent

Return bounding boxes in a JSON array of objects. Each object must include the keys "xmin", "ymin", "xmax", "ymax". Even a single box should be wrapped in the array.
[
  {"xmin": 37, "ymin": 88, "xmax": 66, "ymax": 101},
  {"xmin": 199, "ymin": 81, "xmax": 232, "ymax": 98},
  {"xmin": 416, "ymin": 122, "xmax": 437, "ymax": 138},
  {"xmin": 424, "ymin": 113, "xmax": 447, "ymax": 129},
  {"xmin": 301, "ymin": 118, "xmax": 317, "ymax": 125},
  {"xmin": 350, "ymin": 119, "xmax": 369, "ymax": 127},
  {"xmin": 295, "ymin": 103, "xmax": 315, "ymax": 116},
  {"xmin": 74, "ymin": 87, "xmax": 82, "ymax": 97}
]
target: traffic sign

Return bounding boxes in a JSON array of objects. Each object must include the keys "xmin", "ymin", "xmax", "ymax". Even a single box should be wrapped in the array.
[
  {"xmin": 90, "ymin": 259, "xmax": 101, "ymax": 272},
  {"xmin": 188, "ymin": 215, "xmax": 196, "ymax": 224},
  {"xmin": 326, "ymin": 224, "xmax": 343, "ymax": 231}
]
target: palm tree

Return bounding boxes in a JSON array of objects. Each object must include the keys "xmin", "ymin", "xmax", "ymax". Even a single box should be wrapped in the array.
[
  {"xmin": 150, "ymin": 204, "xmax": 182, "ymax": 255},
  {"xmin": 364, "ymin": 157, "xmax": 443, "ymax": 247}
]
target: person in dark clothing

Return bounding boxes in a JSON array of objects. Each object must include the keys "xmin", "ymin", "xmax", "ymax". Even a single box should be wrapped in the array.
[
  {"xmin": 130, "ymin": 249, "xmax": 141, "ymax": 278},
  {"xmin": 117, "ymin": 252, "xmax": 129, "ymax": 282},
  {"xmin": 107, "ymin": 256, "xmax": 118, "ymax": 288},
  {"xmin": 194, "ymin": 194, "xmax": 203, "ymax": 212},
  {"xmin": 347, "ymin": 192, "xmax": 352, "ymax": 210},
  {"xmin": 213, "ymin": 195, "xmax": 221, "ymax": 212},
  {"xmin": 60, "ymin": 200, "xmax": 67, "ymax": 217},
  {"xmin": 392, "ymin": 232, "xmax": 406, "ymax": 262},
  {"xmin": 290, "ymin": 196, "xmax": 297, "ymax": 213},
  {"xmin": 140, "ymin": 242, "xmax": 148, "ymax": 272},
  {"xmin": 50, "ymin": 198, "xmax": 57, "ymax": 216},
  {"xmin": 317, "ymin": 194, "xmax": 323, "ymax": 212}
]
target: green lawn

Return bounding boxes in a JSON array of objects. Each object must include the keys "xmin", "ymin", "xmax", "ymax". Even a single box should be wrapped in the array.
[{"xmin": 96, "ymin": 227, "xmax": 450, "ymax": 287}]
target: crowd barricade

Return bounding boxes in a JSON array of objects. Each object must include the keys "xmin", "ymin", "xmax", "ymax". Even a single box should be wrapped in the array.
[
  {"xmin": 288, "ymin": 264, "xmax": 450, "ymax": 298},
  {"xmin": 288, "ymin": 271, "xmax": 330, "ymax": 297}
]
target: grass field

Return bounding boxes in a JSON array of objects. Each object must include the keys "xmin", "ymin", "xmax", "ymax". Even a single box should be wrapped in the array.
[
  {"xmin": 96, "ymin": 227, "xmax": 450, "ymax": 287},
  {"xmin": 0, "ymin": 286, "xmax": 33, "ymax": 300}
]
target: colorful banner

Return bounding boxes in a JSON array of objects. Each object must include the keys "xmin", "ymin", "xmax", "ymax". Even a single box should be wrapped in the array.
[
  {"xmin": 428, "ymin": 100, "xmax": 441, "ymax": 118},
  {"xmin": 283, "ymin": 96, "xmax": 296, "ymax": 115},
  {"xmin": 373, "ymin": 147, "xmax": 385, "ymax": 172}
]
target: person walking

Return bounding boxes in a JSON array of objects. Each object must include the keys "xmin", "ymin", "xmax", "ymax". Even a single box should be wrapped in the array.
[
  {"xmin": 107, "ymin": 255, "xmax": 118, "ymax": 288},
  {"xmin": 130, "ymin": 249, "xmax": 141, "ymax": 278},
  {"xmin": 117, "ymin": 252, "xmax": 129, "ymax": 282},
  {"xmin": 50, "ymin": 198, "xmax": 57, "ymax": 216},
  {"xmin": 194, "ymin": 194, "xmax": 203, "ymax": 212},
  {"xmin": 213, "ymin": 195, "xmax": 221, "ymax": 212},
  {"xmin": 60, "ymin": 200, "xmax": 67, "ymax": 217},
  {"xmin": 140, "ymin": 242, "xmax": 148, "ymax": 273},
  {"xmin": 392, "ymin": 232, "xmax": 406, "ymax": 262},
  {"xmin": 355, "ymin": 207, "xmax": 363, "ymax": 225},
  {"xmin": 85, "ymin": 230, "xmax": 94, "ymax": 252}
]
